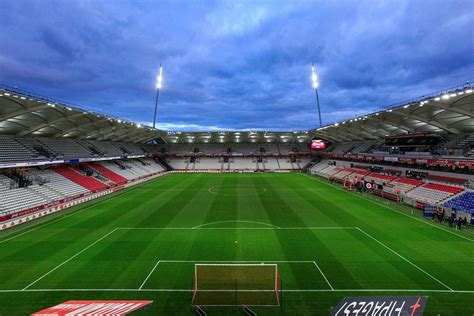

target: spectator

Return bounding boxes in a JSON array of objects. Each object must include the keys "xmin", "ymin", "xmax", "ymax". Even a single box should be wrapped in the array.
[
  {"xmin": 456, "ymin": 217, "xmax": 462, "ymax": 230},
  {"xmin": 448, "ymin": 215, "xmax": 454, "ymax": 227}
]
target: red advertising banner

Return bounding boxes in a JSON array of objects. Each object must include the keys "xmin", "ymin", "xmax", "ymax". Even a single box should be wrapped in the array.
[{"xmin": 31, "ymin": 300, "xmax": 153, "ymax": 316}]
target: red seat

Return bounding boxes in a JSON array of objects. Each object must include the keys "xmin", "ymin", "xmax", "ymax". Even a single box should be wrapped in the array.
[
  {"xmin": 424, "ymin": 183, "xmax": 464, "ymax": 194},
  {"xmin": 88, "ymin": 164, "xmax": 128, "ymax": 185},
  {"xmin": 53, "ymin": 165, "xmax": 108, "ymax": 192}
]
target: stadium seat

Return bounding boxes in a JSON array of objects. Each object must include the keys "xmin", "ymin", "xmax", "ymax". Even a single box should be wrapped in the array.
[
  {"xmin": 406, "ymin": 183, "xmax": 464, "ymax": 205},
  {"xmin": 443, "ymin": 192, "xmax": 474, "ymax": 213}
]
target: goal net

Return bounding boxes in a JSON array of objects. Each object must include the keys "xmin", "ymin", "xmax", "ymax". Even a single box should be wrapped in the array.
[{"xmin": 191, "ymin": 264, "xmax": 281, "ymax": 307}]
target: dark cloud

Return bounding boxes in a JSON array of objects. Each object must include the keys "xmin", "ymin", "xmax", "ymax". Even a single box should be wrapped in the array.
[{"xmin": 0, "ymin": 0, "xmax": 472, "ymax": 131}]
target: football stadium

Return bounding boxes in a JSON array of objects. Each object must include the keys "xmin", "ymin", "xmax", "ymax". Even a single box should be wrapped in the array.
[{"xmin": 1, "ymin": 1, "xmax": 474, "ymax": 315}]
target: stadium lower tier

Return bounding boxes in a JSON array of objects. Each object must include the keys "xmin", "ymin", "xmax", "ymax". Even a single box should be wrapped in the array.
[
  {"xmin": 165, "ymin": 156, "xmax": 311, "ymax": 171},
  {"xmin": 310, "ymin": 160, "xmax": 474, "ymax": 216},
  {"xmin": 0, "ymin": 158, "xmax": 166, "ymax": 223}
]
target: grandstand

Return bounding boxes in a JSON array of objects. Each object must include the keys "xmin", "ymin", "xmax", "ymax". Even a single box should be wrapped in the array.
[{"xmin": 0, "ymin": 83, "xmax": 474, "ymax": 315}]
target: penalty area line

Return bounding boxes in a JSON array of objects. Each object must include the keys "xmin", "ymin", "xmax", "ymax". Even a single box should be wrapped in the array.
[
  {"xmin": 356, "ymin": 227, "xmax": 454, "ymax": 292},
  {"xmin": 22, "ymin": 228, "xmax": 119, "ymax": 290},
  {"xmin": 303, "ymin": 173, "xmax": 473, "ymax": 242},
  {"xmin": 116, "ymin": 226, "xmax": 357, "ymax": 230},
  {"xmin": 312, "ymin": 261, "xmax": 334, "ymax": 291},
  {"xmin": 139, "ymin": 260, "xmax": 161, "ymax": 290}
]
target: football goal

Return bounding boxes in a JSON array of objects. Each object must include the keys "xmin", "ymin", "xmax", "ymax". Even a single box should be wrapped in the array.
[{"xmin": 191, "ymin": 263, "xmax": 281, "ymax": 307}]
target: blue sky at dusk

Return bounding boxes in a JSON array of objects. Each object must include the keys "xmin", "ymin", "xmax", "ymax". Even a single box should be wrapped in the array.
[{"xmin": 0, "ymin": 0, "xmax": 473, "ymax": 131}]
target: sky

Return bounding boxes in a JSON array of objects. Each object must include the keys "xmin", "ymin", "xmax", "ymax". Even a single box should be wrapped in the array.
[{"xmin": 0, "ymin": 0, "xmax": 473, "ymax": 131}]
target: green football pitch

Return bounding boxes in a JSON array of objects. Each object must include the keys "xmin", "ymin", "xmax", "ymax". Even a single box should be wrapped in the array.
[{"xmin": 0, "ymin": 172, "xmax": 473, "ymax": 315}]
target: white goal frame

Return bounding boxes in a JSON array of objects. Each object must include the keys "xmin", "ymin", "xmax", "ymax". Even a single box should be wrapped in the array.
[{"xmin": 192, "ymin": 263, "xmax": 281, "ymax": 307}]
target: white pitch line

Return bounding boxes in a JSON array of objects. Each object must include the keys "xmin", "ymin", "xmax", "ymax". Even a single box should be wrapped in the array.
[
  {"xmin": 192, "ymin": 220, "xmax": 280, "ymax": 229},
  {"xmin": 159, "ymin": 260, "xmax": 316, "ymax": 263},
  {"xmin": 139, "ymin": 260, "xmax": 161, "ymax": 290},
  {"xmin": 0, "ymin": 288, "xmax": 473, "ymax": 293},
  {"xmin": 116, "ymin": 226, "xmax": 356, "ymax": 230},
  {"xmin": 0, "ymin": 173, "xmax": 174, "ymax": 244},
  {"xmin": 312, "ymin": 261, "xmax": 334, "ymax": 291},
  {"xmin": 356, "ymin": 227, "xmax": 454, "ymax": 292},
  {"xmin": 304, "ymin": 174, "xmax": 474, "ymax": 242},
  {"xmin": 22, "ymin": 228, "xmax": 119, "ymax": 290},
  {"xmin": 0, "ymin": 198, "xmax": 108, "ymax": 244}
]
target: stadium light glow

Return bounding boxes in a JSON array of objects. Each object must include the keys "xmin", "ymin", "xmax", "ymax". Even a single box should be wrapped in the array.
[
  {"xmin": 311, "ymin": 63, "xmax": 322, "ymax": 128},
  {"xmin": 153, "ymin": 65, "xmax": 163, "ymax": 129},
  {"xmin": 156, "ymin": 65, "xmax": 163, "ymax": 90},
  {"xmin": 466, "ymin": 89, "xmax": 473, "ymax": 93},
  {"xmin": 311, "ymin": 65, "xmax": 319, "ymax": 89}
]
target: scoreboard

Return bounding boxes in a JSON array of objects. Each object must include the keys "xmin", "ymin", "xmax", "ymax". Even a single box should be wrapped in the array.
[{"xmin": 309, "ymin": 139, "xmax": 330, "ymax": 150}]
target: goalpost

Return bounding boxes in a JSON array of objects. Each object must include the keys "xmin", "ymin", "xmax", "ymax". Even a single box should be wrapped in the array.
[{"xmin": 191, "ymin": 264, "xmax": 281, "ymax": 307}]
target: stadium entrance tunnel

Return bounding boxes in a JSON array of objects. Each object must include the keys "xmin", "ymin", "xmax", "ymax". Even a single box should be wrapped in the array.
[{"xmin": 208, "ymin": 185, "xmax": 267, "ymax": 196}]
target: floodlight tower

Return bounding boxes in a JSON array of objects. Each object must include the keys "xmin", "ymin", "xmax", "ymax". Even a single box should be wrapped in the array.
[
  {"xmin": 311, "ymin": 63, "xmax": 322, "ymax": 127},
  {"xmin": 152, "ymin": 65, "xmax": 163, "ymax": 129}
]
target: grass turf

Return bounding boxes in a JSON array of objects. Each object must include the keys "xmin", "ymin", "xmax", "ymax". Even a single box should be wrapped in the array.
[{"xmin": 0, "ymin": 172, "xmax": 473, "ymax": 315}]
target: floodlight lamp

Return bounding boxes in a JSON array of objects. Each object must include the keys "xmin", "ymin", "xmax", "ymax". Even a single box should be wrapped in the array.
[
  {"xmin": 311, "ymin": 65, "xmax": 319, "ymax": 89},
  {"xmin": 156, "ymin": 66, "xmax": 163, "ymax": 90}
]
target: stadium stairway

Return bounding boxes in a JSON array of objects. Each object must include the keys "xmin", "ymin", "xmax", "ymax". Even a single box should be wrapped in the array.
[
  {"xmin": 156, "ymin": 157, "xmax": 173, "ymax": 171},
  {"xmin": 87, "ymin": 163, "xmax": 128, "ymax": 185},
  {"xmin": 53, "ymin": 165, "xmax": 108, "ymax": 192}
]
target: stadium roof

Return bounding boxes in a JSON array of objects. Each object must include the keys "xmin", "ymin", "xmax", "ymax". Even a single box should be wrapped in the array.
[
  {"xmin": 0, "ymin": 83, "xmax": 473, "ymax": 144},
  {"xmin": 0, "ymin": 85, "xmax": 166, "ymax": 144},
  {"xmin": 311, "ymin": 82, "xmax": 474, "ymax": 143}
]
